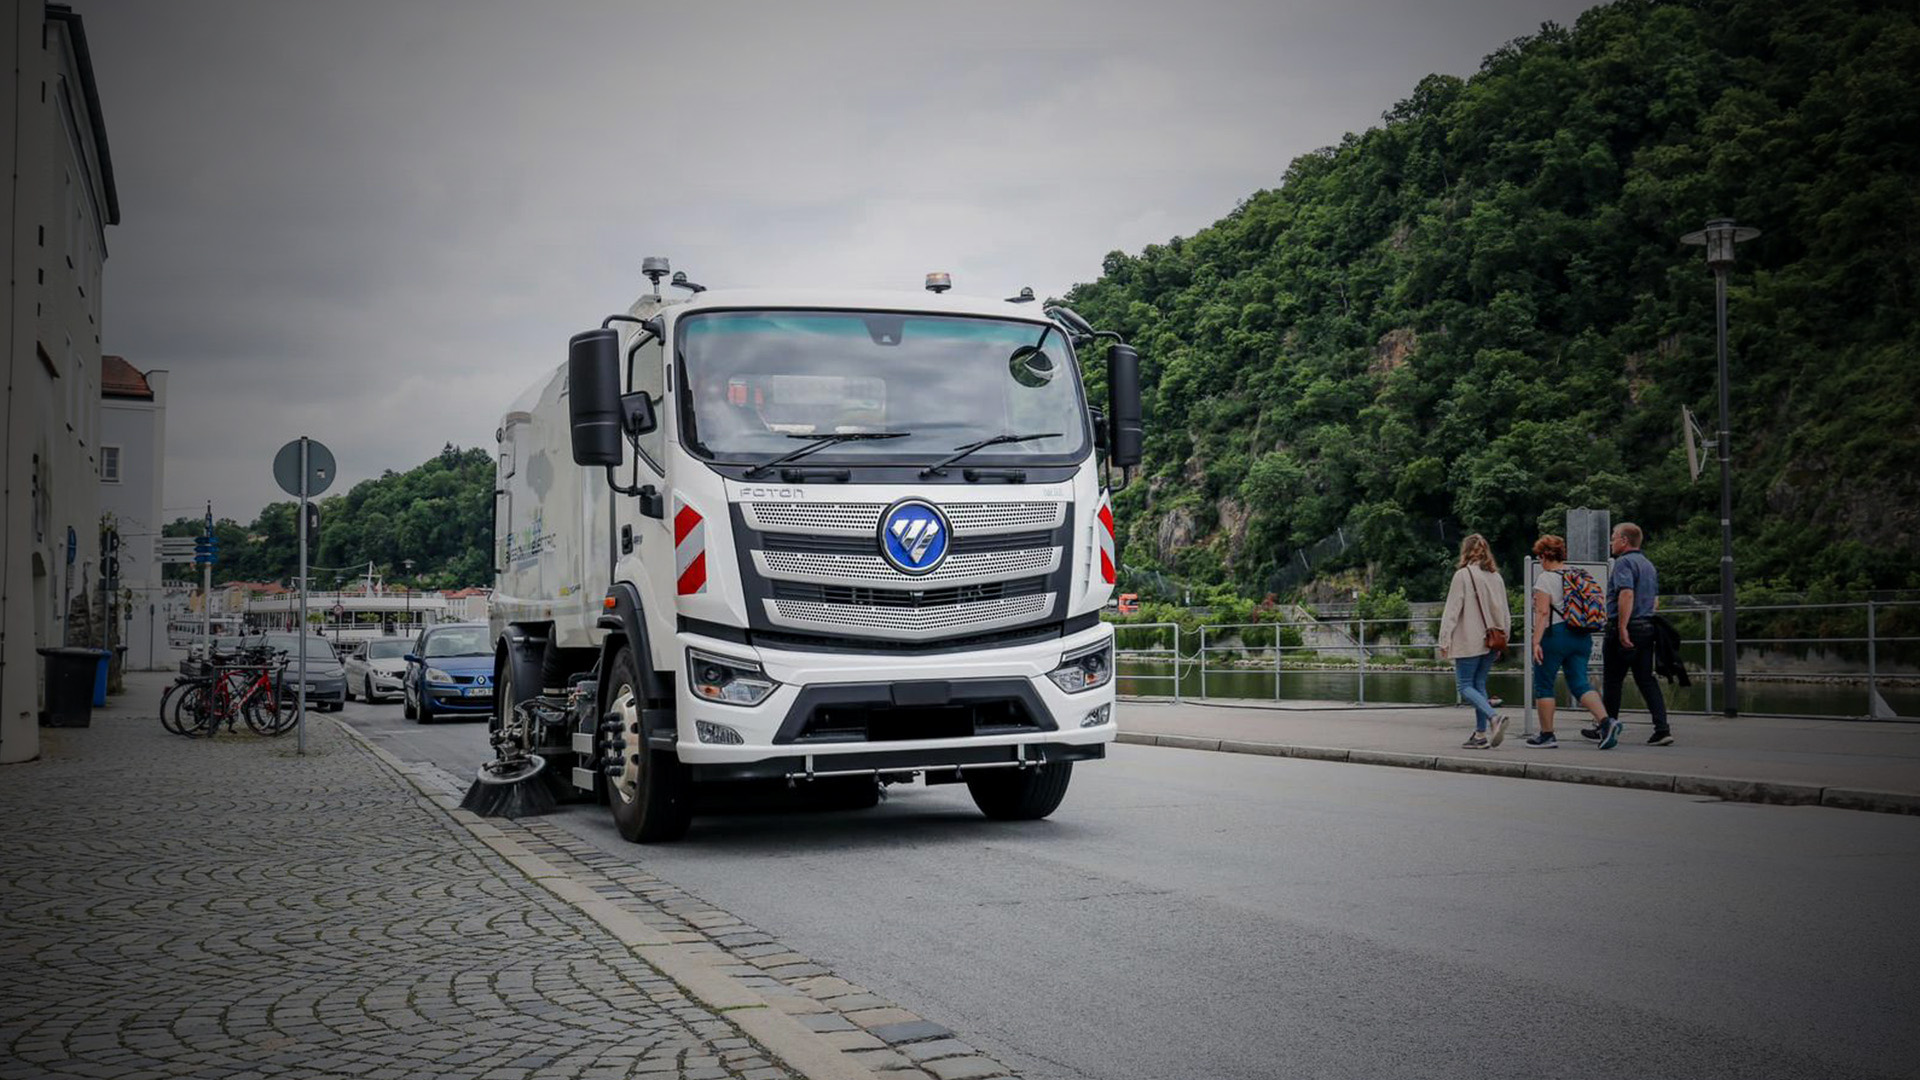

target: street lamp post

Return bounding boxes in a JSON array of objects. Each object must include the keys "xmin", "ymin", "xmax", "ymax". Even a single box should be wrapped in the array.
[
  {"xmin": 402, "ymin": 559, "xmax": 415, "ymax": 634},
  {"xmin": 1681, "ymin": 217, "xmax": 1760, "ymax": 717}
]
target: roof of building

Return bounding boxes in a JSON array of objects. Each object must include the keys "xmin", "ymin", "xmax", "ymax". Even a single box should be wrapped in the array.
[
  {"xmin": 101, "ymin": 355, "xmax": 152, "ymax": 399},
  {"xmin": 45, "ymin": 6, "xmax": 120, "ymax": 226}
]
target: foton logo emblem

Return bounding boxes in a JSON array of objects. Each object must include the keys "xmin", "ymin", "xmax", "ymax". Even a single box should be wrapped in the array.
[{"xmin": 878, "ymin": 499, "xmax": 950, "ymax": 576}]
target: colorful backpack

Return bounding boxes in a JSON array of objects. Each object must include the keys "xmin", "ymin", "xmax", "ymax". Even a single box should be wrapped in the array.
[{"xmin": 1556, "ymin": 568, "xmax": 1607, "ymax": 633}]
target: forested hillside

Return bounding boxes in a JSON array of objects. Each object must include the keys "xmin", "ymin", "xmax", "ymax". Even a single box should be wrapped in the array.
[
  {"xmin": 1069, "ymin": 0, "xmax": 1920, "ymax": 600},
  {"xmin": 166, "ymin": 445, "xmax": 493, "ymax": 588}
]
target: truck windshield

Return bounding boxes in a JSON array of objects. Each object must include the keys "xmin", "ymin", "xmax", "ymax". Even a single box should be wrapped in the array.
[{"xmin": 677, "ymin": 311, "xmax": 1089, "ymax": 468}]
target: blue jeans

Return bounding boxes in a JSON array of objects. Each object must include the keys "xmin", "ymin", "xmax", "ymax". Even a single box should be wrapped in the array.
[
  {"xmin": 1534, "ymin": 622, "xmax": 1595, "ymax": 699},
  {"xmin": 1454, "ymin": 652, "xmax": 1496, "ymax": 730}
]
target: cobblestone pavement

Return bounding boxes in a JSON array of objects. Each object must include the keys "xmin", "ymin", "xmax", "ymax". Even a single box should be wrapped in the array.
[
  {"xmin": 389, "ymin": 758, "xmax": 1018, "ymax": 1080},
  {"xmin": 0, "ymin": 717, "xmax": 797, "ymax": 1080}
]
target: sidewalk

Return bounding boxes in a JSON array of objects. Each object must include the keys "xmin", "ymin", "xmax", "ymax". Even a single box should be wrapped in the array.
[
  {"xmin": 1117, "ymin": 697, "xmax": 1920, "ymax": 813},
  {"xmin": 0, "ymin": 672, "xmax": 1012, "ymax": 1080}
]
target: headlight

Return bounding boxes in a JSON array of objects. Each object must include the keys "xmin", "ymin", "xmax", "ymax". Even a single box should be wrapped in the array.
[
  {"xmin": 687, "ymin": 648, "xmax": 778, "ymax": 707},
  {"xmin": 1047, "ymin": 639, "xmax": 1112, "ymax": 693},
  {"xmin": 426, "ymin": 667, "xmax": 454, "ymax": 683}
]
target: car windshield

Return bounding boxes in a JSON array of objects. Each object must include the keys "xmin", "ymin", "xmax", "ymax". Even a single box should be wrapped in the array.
[
  {"xmin": 261, "ymin": 634, "xmax": 338, "ymax": 662},
  {"xmin": 423, "ymin": 627, "xmax": 489, "ymax": 658},
  {"xmin": 365, "ymin": 641, "xmax": 409, "ymax": 660},
  {"xmin": 678, "ymin": 311, "xmax": 1089, "ymax": 466}
]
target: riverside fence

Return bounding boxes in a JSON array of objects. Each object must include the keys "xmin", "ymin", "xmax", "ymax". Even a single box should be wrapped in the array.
[{"xmin": 1111, "ymin": 599, "xmax": 1920, "ymax": 721}]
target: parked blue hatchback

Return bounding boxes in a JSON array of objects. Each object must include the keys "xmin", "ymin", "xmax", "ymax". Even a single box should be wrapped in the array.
[{"xmin": 403, "ymin": 623, "xmax": 493, "ymax": 723}]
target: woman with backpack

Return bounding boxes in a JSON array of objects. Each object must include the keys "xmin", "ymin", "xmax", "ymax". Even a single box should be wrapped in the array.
[
  {"xmin": 1524, "ymin": 535, "xmax": 1623, "ymax": 749},
  {"xmin": 1438, "ymin": 533, "xmax": 1511, "ymax": 749}
]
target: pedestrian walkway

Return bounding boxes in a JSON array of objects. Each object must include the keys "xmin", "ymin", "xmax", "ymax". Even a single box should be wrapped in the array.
[
  {"xmin": 1, "ymin": 672, "xmax": 1022, "ymax": 1080},
  {"xmin": 0, "ymin": 690, "xmax": 797, "ymax": 1080},
  {"xmin": 1118, "ymin": 698, "xmax": 1920, "ymax": 813}
]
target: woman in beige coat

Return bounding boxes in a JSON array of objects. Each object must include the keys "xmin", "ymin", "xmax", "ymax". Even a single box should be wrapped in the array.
[{"xmin": 1438, "ymin": 534, "xmax": 1511, "ymax": 749}]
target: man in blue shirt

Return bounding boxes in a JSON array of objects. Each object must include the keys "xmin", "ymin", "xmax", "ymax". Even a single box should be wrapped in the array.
[{"xmin": 1595, "ymin": 522, "xmax": 1672, "ymax": 745}]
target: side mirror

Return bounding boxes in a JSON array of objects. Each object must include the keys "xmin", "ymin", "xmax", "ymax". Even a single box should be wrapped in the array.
[
  {"xmin": 619, "ymin": 392, "xmax": 657, "ymax": 438},
  {"xmin": 404, "ymin": 653, "xmax": 420, "ymax": 664},
  {"xmin": 568, "ymin": 328, "xmax": 623, "ymax": 466},
  {"xmin": 1089, "ymin": 406, "xmax": 1108, "ymax": 450},
  {"xmin": 1108, "ymin": 343, "xmax": 1143, "ymax": 469}
]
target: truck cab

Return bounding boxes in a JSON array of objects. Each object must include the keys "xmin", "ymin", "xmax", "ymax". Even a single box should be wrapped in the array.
[{"xmin": 490, "ymin": 267, "xmax": 1142, "ymax": 841}]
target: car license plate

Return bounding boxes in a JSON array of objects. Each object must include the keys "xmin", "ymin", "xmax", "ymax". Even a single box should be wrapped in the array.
[{"xmin": 466, "ymin": 687, "xmax": 492, "ymax": 698}]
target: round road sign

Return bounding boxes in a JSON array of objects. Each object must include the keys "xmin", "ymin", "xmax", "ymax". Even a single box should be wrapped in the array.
[{"xmin": 274, "ymin": 438, "xmax": 336, "ymax": 498}]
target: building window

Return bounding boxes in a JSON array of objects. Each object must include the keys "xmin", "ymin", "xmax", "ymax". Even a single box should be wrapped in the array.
[{"xmin": 102, "ymin": 446, "xmax": 121, "ymax": 483}]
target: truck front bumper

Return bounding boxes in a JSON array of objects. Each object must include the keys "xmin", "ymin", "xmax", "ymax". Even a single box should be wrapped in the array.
[{"xmin": 670, "ymin": 622, "xmax": 1117, "ymax": 774}]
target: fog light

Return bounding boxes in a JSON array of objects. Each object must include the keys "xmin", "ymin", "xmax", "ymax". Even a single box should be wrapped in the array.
[
  {"xmin": 695, "ymin": 720, "xmax": 744, "ymax": 745},
  {"xmin": 1081, "ymin": 704, "xmax": 1111, "ymax": 728},
  {"xmin": 1048, "ymin": 640, "xmax": 1113, "ymax": 694}
]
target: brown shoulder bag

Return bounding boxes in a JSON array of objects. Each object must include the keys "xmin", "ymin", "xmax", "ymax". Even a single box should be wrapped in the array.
[{"xmin": 1472, "ymin": 571, "xmax": 1508, "ymax": 657}]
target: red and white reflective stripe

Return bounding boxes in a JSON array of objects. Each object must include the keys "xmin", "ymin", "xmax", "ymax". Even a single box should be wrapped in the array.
[
  {"xmin": 1097, "ymin": 493, "xmax": 1116, "ymax": 585},
  {"xmin": 673, "ymin": 496, "xmax": 707, "ymax": 596}
]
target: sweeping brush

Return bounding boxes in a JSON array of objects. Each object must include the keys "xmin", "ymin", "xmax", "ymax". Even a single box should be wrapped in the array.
[{"xmin": 460, "ymin": 753, "xmax": 557, "ymax": 819}]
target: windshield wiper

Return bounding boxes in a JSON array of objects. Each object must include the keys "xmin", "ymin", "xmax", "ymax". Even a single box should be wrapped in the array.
[
  {"xmin": 743, "ymin": 432, "xmax": 912, "ymax": 479},
  {"xmin": 920, "ymin": 432, "xmax": 1061, "ymax": 477}
]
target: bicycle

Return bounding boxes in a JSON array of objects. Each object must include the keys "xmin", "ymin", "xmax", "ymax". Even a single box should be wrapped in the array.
[{"xmin": 168, "ymin": 647, "xmax": 289, "ymax": 737}]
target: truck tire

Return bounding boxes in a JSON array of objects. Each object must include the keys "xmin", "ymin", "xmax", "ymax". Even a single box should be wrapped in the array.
[
  {"xmin": 604, "ymin": 646, "xmax": 692, "ymax": 843},
  {"xmin": 965, "ymin": 762, "xmax": 1073, "ymax": 821}
]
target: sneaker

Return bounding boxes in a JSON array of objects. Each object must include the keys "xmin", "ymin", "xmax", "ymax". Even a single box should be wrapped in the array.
[
  {"xmin": 1647, "ymin": 730, "xmax": 1674, "ymax": 746},
  {"xmin": 1462, "ymin": 732, "xmax": 1491, "ymax": 750},
  {"xmin": 1523, "ymin": 732, "xmax": 1558, "ymax": 748},
  {"xmin": 1488, "ymin": 715, "xmax": 1509, "ymax": 748},
  {"xmin": 1579, "ymin": 724, "xmax": 1603, "ymax": 741},
  {"xmin": 1598, "ymin": 717, "xmax": 1623, "ymax": 750}
]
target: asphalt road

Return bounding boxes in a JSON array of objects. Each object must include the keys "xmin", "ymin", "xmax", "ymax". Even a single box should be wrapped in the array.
[{"xmin": 341, "ymin": 697, "xmax": 1920, "ymax": 1080}]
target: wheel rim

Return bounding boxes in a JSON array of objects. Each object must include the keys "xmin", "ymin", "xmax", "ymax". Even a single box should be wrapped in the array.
[{"xmin": 609, "ymin": 684, "xmax": 642, "ymax": 806}]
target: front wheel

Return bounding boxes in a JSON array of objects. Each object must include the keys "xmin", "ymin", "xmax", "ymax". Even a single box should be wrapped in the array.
[
  {"xmin": 403, "ymin": 685, "xmax": 417, "ymax": 720},
  {"xmin": 966, "ymin": 762, "xmax": 1073, "ymax": 821},
  {"xmin": 604, "ymin": 646, "xmax": 691, "ymax": 843}
]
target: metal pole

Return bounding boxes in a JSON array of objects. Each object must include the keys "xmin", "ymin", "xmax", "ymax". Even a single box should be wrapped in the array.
[
  {"xmin": 1199, "ymin": 625, "xmax": 1208, "ymax": 701},
  {"xmin": 1173, "ymin": 624, "xmax": 1182, "ymax": 704},
  {"xmin": 1867, "ymin": 600, "xmax": 1877, "ymax": 718},
  {"xmin": 1714, "ymin": 266, "xmax": 1739, "ymax": 717},
  {"xmin": 1274, "ymin": 623, "xmax": 1281, "ymax": 701},
  {"xmin": 1702, "ymin": 608, "xmax": 1713, "ymax": 715},
  {"xmin": 1357, "ymin": 618, "xmax": 1366, "ymax": 704},
  {"xmin": 297, "ymin": 437, "xmax": 309, "ymax": 755},
  {"xmin": 1522, "ymin": 558, "xmax": 1534, "ymax": 735}
]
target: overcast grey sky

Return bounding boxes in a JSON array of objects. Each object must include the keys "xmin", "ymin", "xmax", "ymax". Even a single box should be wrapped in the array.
[{"xmin": 86, "ymin": 0, "xmax": 1594, "ymax": 522}]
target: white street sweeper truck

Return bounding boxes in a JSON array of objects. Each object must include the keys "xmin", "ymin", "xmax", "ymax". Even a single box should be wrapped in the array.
[{"xmin": 479, "ymin": 259, "xmax": 1142, "ymax": 841}]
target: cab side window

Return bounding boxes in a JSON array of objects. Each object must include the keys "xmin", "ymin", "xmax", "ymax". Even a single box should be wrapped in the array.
[{"xmin": 631, "ymin": 334, "xmax": 666, "ymax": 472}]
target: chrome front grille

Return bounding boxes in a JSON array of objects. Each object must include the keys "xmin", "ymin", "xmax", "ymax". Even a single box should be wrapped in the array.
[
  {"xmin": 753, "ymin": 548, "xmax": 1060, "ymax": 588},
  {"xmin": 744, "ymin": 501, "xmax": 1065, "ymax": 536},
  {"xmin": 743, "ymin": 499, "xmax": 1067, "ymax": 637},
  {"xmin": 767, "ymin": 594, "xmax": 1056, "ymax": 641}
]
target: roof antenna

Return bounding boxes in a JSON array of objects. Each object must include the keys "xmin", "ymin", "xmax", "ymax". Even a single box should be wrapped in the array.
[
  {"xmin": 641, "ymin": 256, "xmax": 671, "ymax": 299},
  {"xmin": 670, "ymin": 270, "xmax": 706, "ymax": 294}
]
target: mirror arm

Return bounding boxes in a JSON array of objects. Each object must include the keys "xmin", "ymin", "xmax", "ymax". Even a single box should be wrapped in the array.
[{"xmin": 602, "ymin": 466, "xmax": 665, "ymax": 519}]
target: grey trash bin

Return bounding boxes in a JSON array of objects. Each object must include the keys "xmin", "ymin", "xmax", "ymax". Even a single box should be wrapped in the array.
[{"xmin": 38, "ymin": 647, "xmax": 102, "ymax": 727}]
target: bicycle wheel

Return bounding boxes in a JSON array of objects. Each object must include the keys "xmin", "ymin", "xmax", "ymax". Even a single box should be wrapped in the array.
[
  {"xmin": 244, "ymin": 674, "xmax": 286, "ymax": 735},
  {"xmin": 173, "ymin": 682, "xmax": 219, "ymax": 737},
  {"xmin": 159, "ymin": 680, "xmax": 188, "ymax": 735}
]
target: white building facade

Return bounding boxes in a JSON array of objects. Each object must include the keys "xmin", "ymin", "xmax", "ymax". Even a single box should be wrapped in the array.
[
  {"xmin": 2, "ymin": 2, "xmax": 121, "ymax": 762},
  {"xmin": 100, "ymin": 357, "xmax": 175, "ymax": 670}
]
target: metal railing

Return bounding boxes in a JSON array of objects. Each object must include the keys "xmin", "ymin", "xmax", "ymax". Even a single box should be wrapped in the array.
[
  {"xmin": 1664, "ymin": 599, "xmax": 1920, "ymax": 719},
  {"xmin": 1109, "ymin": 598, "xmax": 1919, "ymax": 721},
  {"xmin": 1113, "ymin": 622, "xmax": 1185, "ymax": 701}
]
